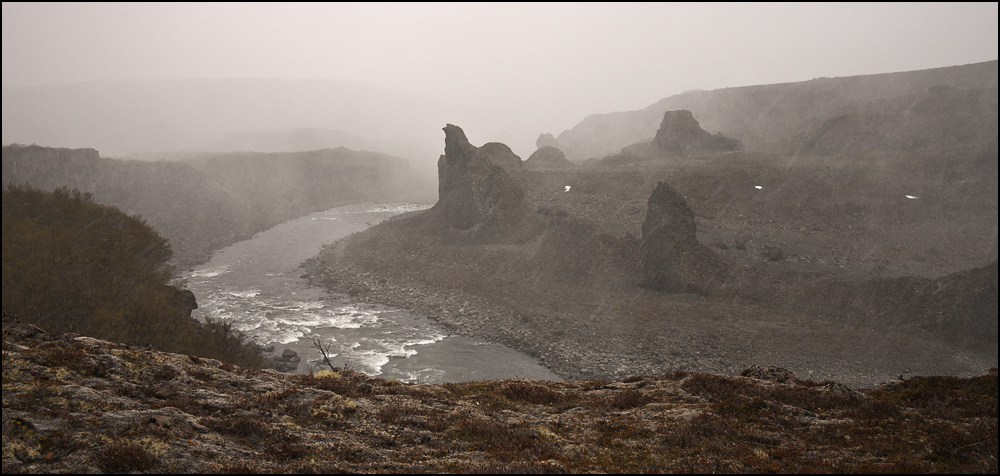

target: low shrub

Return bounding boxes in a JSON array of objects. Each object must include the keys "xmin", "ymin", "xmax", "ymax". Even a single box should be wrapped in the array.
[{"xmin": 93, "ymin": 443, "xmax": 158, "ymax": 473}]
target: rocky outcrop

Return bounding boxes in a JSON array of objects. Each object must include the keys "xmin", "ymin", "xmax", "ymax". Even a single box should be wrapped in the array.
[
  {"xmin": 535, "ymin": 132, "xmax": 561, "ymax": 149},
  {"xmin": 593, "ymin": 111, "xmax": 741, "ymax": 166},
  {"xmin": 5, "ymin": 313, "xmax": 992, "ymax": 474},
  {"xmin": 430, "ymin": 124, "xmax": 535, "ymax": 241},
  {"xmin": 166, "ymin": 287, "xmax": 199, "ymax": 318},
  {"xmin": 525, "ymin": 146, "xmax": 575, "ymax": 170},
  {"xmin": 652, "ymin": 110, "xmax": 742, "ymax": 156},
  {"xmin": 741, "ymin": 365, "xmax": 802, "ymax": 384},
  {"xmin": 640, "ymin": 182, "xmax": 730, "ymax": 294},
  {"xmin": 478, "ymin": 142, "xmax": 522, "ymax": 173}
]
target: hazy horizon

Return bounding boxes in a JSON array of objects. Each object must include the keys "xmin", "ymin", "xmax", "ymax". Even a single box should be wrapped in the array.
[{"xmin": 3, "ymin": 3, "xmax": 997, "ymax": 163}]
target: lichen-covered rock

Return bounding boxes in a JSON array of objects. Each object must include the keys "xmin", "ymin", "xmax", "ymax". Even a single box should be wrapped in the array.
[
  {"xmin": 2, "ymin": 316, "xmax": 994, "ymax": 473},
  {"xmin": 741, "ymin": 365, "xmax": 800, "ymax": 384}
]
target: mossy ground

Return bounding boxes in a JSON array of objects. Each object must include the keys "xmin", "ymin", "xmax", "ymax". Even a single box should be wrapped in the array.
[{"xmin": 3, "ymin": 317, "xmax": 996, "ymax": 473}]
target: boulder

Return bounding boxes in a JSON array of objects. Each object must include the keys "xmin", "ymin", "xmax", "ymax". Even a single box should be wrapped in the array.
[
  {"xmin": 653, "ymin": 110, "xmax": 742, "ymax": 156},
  {"xmin": 281, "ymin": 349, "xmax": 300, "ymax": 363},
  {"xmin": 525, "ymin": 146, "xmax": 574, "ymax": 170}
]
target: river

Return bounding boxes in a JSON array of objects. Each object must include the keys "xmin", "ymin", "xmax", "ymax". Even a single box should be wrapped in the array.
[{"xmin": 184, "ymin": 202, "xmax": 560, "ymax": 383}]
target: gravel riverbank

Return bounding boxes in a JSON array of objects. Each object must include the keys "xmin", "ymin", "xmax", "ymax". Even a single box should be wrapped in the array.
[{"xmin": 302, "ymin": 242, "xmax": 995, "ymax": 389}]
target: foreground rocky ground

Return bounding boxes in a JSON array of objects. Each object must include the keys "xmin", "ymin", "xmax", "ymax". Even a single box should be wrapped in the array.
[{"xmin": 3, "ymin": 315, "xmax": 996, "ymax": 473}]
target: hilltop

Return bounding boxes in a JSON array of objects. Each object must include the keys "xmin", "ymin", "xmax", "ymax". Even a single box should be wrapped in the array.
[{"xmin": 3, "ymin": 314, "xmax": 996, "ymax": 473}]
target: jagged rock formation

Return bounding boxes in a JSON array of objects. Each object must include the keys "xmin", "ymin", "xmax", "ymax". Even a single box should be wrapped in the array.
[
  {"xmin": 478, "ymin": 142, "xmax": 523, "ymax": 173},
  {"xmin": 595, "ymin": 111, "xmax": 741, "ymax": 166},
  {"xmin": 640, "ymin": 182, "xmax": 730, "ymax": 294},
  {"xmin": 536, "ymin": 132, "xmax": 561, "ymax": 149},
  {"xmin": 525, "ymin": 146, "xmax": 575, "ymax": 170},
  {"xmin": 429, "ymin": 124, "xmax": 534, "ymax": 240},
  {"xmin": 652, "ymin": 110, "xmax": 742, "ymax": 156}
]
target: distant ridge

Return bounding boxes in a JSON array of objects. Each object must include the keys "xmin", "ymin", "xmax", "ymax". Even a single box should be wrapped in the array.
[
  {"xmin": 556, "ymin": 60, "xmax": 998, "ymax": 161},
  {"xmin": 2, "ymin": 144, "xmax": 418, "ymax": 268},
  {"xmin": 1, "ymin": 78, "xmax": 451, "ymax": 162}
]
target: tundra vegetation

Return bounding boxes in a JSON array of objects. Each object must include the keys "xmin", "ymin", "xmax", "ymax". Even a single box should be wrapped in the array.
[
  {"xmin": 2, "ymin": 316, "xmax": 997, "ymax": 473},
  {"xmin": 2, "ymin": 185, "xmax": 264, "ymax": 368}
]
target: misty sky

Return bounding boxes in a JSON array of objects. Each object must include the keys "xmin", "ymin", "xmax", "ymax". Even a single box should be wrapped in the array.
[{"xmin": 3, "ymin": 3, "xmax": 998, "ymax": 156}]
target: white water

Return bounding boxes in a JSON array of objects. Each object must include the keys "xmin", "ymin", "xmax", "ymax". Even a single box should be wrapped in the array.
[{"xmin": 185, "ymin": 202, "xmax": 560, "ymax": 383}]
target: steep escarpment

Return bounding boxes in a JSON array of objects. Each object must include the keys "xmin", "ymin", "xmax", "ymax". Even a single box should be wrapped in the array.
[
  {"xmin": 4, "ymin": 315, "xmax": 996, "ymax": 473},
  {"xmin": 555, "ymin": 60, "xmax": 997, "ymax": 161},
  {"xmin": 795, "ymin": 86, "xmax": 998, "ymax": 157},
  {"xmin": 2, "ymin": 144, "xmax": 421, "ymax": 268}
]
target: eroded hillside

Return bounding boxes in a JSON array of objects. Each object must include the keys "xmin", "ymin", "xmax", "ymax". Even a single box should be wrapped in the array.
[{"xmin": 2, "ymin": 145, "xmax": 426, "ymax": 268}]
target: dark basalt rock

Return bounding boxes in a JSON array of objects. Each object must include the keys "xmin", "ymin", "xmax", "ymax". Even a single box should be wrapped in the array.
[
  {"xmin": 525, "ymin": 146, "xmax": 574, "ymax": 170},
  {"xmin": 653, "ymin": 110, "xmax": 742, "ymax": 156},
  {"xmin": 640, "ymin": 182, "xmax": 730, "ymax": 294},
  {"xmin": 431, "ymin": 124, "xmax": 535, "ymax": 241},
  {"xmin": 479, "ymin": 142, "xmax": 522, "ymax": 173}
]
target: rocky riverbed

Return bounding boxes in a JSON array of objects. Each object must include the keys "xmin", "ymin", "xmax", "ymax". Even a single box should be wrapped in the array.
[{"xmin": 302, "ymin": 252, "xmax": 994, "ymax": 389}]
